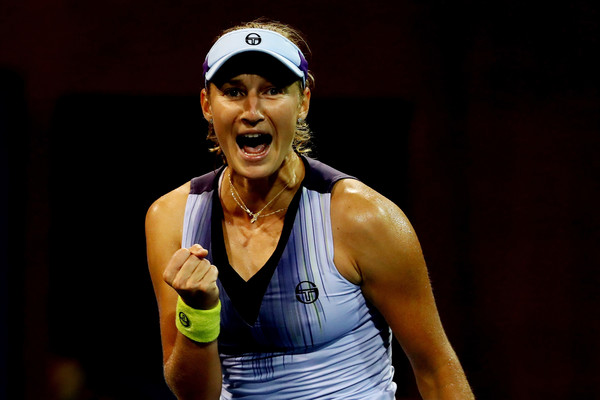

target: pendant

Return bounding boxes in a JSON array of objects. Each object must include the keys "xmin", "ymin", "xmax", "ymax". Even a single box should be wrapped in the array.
[{"xmin": 250, "ymin": 213, "xmax": 258, "ymax": 224}]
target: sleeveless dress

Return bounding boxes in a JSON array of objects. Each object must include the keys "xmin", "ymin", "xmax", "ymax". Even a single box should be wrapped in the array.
[{"xmin": 182, "ymin": 156, "xmax": 396, "ymax": 399}]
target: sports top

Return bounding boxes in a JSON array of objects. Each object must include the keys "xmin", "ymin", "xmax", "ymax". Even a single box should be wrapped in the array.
[{"xmin": 181, "ymin": 156, "xmax": 396, "ymax": 399}]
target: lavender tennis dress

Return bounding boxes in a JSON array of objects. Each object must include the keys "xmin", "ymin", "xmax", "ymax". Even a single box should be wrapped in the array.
[{"xmin": 181, "ymin": 156, "xmax": 396, "ymax": 399}]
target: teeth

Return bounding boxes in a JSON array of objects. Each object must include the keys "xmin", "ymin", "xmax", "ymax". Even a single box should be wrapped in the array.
[
  {"xmin": 239, "ymin": 133, "xmax": 264, "ymax": 141},
  {"xmin": 236, "ymin": 133, "xmax": 272, "ymax": 150}
]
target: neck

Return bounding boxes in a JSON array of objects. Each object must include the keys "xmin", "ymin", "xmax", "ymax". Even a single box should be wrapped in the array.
[{"xmin": 225, "ymin": 154, "xmax": 303, "ymax": 222}]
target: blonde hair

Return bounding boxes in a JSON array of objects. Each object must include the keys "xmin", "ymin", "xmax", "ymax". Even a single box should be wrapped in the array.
[{"xmin": 205, "ymin": 18, "xmax": 315, "ymax": 157}]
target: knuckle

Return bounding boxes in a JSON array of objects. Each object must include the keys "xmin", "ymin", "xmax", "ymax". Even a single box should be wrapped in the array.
[
  {"xmin": 173, "ymin": 248, "xmax": 190, "ymax": 264},
  {"xmin": 197, "ymin": 281, "xmax": 211, "ymax": 293},
  {"xmin": 170, "ymin": 277, "xmax": 183, "ymax": 290},
  {"xmin": 172, "ymin": 275, "xmax": 188, "ymax": 290}
]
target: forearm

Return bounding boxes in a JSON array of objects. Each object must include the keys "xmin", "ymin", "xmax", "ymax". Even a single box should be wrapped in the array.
[
  {"xmin": 164, "ymin": 334, "xmax": 222, "ymax": 400},
  {"xmin": 414, "ymin": 360, "xmax": 474, "ymax": 400}
]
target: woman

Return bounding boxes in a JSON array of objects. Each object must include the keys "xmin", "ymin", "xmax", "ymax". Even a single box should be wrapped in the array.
[{"xmin": 146, "ymin": 20, "xmax": 474, "ymax": 399}]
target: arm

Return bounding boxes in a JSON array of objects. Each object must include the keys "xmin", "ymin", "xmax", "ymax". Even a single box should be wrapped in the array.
[
  {"xmin": 331, "ymin": 180, "xmax": 474, "ymax": 400},
  {"xmin": 145, "ymin": 183, "xmax": 222, "ymax": 400}
]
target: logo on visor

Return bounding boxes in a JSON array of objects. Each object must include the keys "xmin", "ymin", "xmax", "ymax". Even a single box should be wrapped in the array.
[
  {"xmin": 295, "ymin": 281, "xmax": 319, "ymax": 304},
  {"xmin": 245, "ymin": 33, "xmax": 262, "ymax": 45}
]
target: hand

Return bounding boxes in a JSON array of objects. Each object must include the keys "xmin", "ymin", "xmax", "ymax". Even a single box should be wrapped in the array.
[{"xmin": 163, "ymin": 244, "xmax": 220, "ymax": 310}]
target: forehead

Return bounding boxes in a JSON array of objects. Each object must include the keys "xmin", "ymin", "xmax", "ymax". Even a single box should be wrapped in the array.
[
  {"xmin": 221, "ymin": 74, "xmax": 274, "ymax": 86},
  {"xmin": 209, "ymin": 52, "xmax": 299, "ymax": 88}
]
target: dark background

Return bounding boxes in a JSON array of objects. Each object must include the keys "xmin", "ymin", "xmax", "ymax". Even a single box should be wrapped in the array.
[{"xmin": 1, "ymin": 1, "xmax": 598, "ymax": 399}]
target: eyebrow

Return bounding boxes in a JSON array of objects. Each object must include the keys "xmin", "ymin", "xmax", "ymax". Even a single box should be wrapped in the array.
[
  {"xmin": 224, "ymin": 77, "xmax": 245, "ymax": 85},
  {"xmin": 218, "ymin": 79, "xmax": 243, "ymax": 88}
]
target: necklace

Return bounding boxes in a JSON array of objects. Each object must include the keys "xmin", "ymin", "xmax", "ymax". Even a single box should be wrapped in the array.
[{"xmin": 227, "ymin": 168, "xmax": 296, "ymax": 223}]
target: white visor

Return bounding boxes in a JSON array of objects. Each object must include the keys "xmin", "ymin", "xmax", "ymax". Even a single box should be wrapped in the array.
[{"xmin": 203, "ymin": 28, "xmax": 308, "ymax": 86}]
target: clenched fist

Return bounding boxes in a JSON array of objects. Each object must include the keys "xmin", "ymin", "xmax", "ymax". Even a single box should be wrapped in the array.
[{"xmin": 163, "ymin": 244, "xmax": 219, "ymax": 310}]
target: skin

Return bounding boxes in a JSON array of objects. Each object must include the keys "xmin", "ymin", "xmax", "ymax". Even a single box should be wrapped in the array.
[{"xmin": 146, "ymin": 73, "xmax": 474, "ymax": 399}]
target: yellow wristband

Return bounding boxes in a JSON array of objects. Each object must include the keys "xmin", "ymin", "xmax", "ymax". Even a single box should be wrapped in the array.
[{"xmin": 175, "ymin": 297, "xmax": 221, "ymax": 343}]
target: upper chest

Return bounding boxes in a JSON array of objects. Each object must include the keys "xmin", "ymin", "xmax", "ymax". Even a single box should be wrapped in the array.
[
  {"xmin": 219, "ymin": 192, "xmax": 360, "ymax": 285},
  {"xmin": 221, "ymin": 216, "xmax": 285, "ymax": 281}
]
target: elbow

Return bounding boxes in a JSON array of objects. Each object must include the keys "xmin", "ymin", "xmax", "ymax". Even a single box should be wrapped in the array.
[
  {"xmin": 163, "ymin": 359, "xmax": 222, "ymax": 400},
  {"xmin": 413, "ymin": 361, "xmax": 474, "ymax": 400},
  {"xmin": 163, "ymin": 362, "xmax": 198, "ymax": 400},
  {"xmin": 163, "ymin": 361, "xmax": 185, "ymax": 399},
  {"xmin": 161, "ymin": 334, "xmax": 222, "ymax": 399}
]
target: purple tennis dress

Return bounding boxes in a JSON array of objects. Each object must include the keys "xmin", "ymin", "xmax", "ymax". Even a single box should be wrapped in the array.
[{"xmin": 181, "ymin": 156, "xmax": 396, "ymax": 399}]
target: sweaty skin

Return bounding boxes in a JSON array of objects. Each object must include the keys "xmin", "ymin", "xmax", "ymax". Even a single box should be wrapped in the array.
[{"xmin": 147, "ymin": 72, "xmax": 473, "ymax": 399}]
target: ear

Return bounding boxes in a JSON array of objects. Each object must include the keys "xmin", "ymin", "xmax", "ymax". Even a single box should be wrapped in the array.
[
  {"xmin": 200, "ymin": 88, "xmax": 213, "ymax": 122},
  {"xmin": 298, "ymin": 86, "xmax": 311, "ymax": 121}
]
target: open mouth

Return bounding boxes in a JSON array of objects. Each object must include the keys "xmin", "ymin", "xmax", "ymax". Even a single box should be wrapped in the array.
[{"xmin": 236, "ymin": 133, "xmax": 272, "ymax": 155}]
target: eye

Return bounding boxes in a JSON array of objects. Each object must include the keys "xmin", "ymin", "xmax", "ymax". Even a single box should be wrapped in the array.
[
  {"xmin": 222, "ymin": 87, "xmax": 244, "ymax": 98},
  {"xmin": 265, "ymin": 87, "xmax": 285, "ymax": 96}
]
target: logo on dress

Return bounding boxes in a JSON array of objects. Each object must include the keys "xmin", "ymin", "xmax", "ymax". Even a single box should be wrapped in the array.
[
  {"xmin": 295, "ymin": 281, "xmax": 319, "ymax": 304},
  {"xmin": 245, "ymin": 33, "xmax": 262, "ymax": 45}
]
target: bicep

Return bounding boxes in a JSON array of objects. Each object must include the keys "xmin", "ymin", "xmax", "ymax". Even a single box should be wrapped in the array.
[
  {"xmin": 332, "ymin": 183, "xmax": 454, "ymax": 372},
  {"xmin": 145, "ymin": 190, "xmax": 187, "ymax": 363},
  {"xmin": 361, "ymin": 227, "xmax": 451, "ymax": 371},
  {"xmin": 361, "ymin": 222, "xmax": 474, "ymax": 397}
]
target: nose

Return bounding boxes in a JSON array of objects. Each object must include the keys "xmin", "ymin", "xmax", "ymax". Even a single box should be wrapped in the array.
[{"xmin": 241, "ymin": 91, "xmax": 264, "ymax": 126}]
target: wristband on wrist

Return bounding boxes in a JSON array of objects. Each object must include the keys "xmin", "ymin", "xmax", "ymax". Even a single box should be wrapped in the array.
[{"xmin": 175, "ymin": 296, "xmax": 221, "ymax": 343}]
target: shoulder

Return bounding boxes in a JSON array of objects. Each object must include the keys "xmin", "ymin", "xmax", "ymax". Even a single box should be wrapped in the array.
[
  {"xmin": 145, "ymin": 181, "xmax": 191, "ymax": 237},
  {"xmin": 331, "ymin": 179, "xmax": 415, "ymax": 241},
  {"xmin": 331, "ymin": 179, "xmax": 422, "ymax": 284}
]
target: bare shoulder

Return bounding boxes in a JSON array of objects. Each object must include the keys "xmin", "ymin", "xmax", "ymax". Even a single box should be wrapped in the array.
[
  {"xmin": 146, "ymin": 181, "xmax": 191, "ymax": 232},
  {"xmin": 331, "ymin": 179, "xmax": 417, "ymax": 249},
  {"xmin": 331, "ymin": 179, "xmax": 424, "ymax": 286}
]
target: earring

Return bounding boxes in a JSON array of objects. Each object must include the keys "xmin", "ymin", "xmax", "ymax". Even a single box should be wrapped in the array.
[{"xmin": 297, "ymin": 118, "xmax": 304, "ymax": 124}]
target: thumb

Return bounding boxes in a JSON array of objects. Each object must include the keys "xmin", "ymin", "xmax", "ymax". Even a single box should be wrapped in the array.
[{"xmin": 189, "ymin": 244, "xmax": 209, "ymax": 258}]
